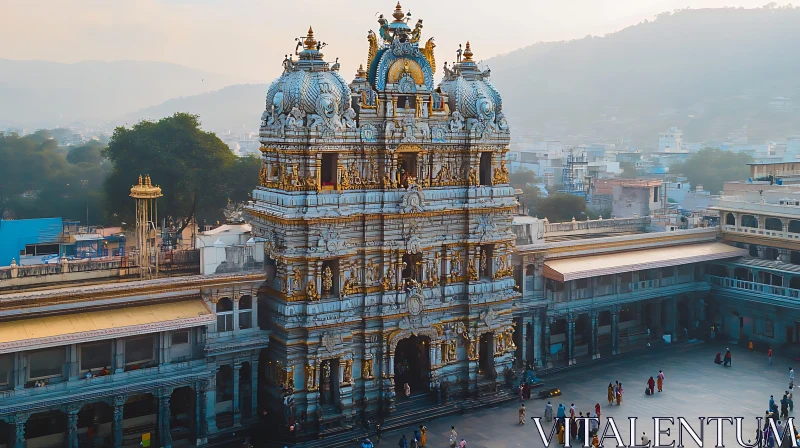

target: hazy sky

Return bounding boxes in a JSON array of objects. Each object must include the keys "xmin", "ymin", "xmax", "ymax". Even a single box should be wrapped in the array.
[{"xmin": 3, "ymin": 0, "xmax": 772, "ymax": 83}]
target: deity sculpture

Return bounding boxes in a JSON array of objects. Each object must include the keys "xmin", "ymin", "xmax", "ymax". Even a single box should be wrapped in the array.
[
  {"xmin": 339, "ymin": 163, "xmax": 350, "ymax": 189},
  {"xmin": 465, "ymin": 337, "xmax": 476, "ymax": 360},
  {"xmin": 449, "ymin": 110, "xmax": 464, "ymax": 132},
  {"xmin": 343, "ymin": 360, "xmax": 353, "ymax": 384},
  {"xmin": 306, "ymin": 365, "xmax": 316, "ymax": 390},
  {"xmin": 480, "ymin": 249, "xmax": 488, "ymax": 273},
  {"xmin": 343, "ymin": 107, "xmax": 357, "ymax": 128},
  {"xmin": 322, "ymin": 266, "xmax": 333, "ymax": 294},
  {"xmin": 306, "ymin": 280, "xmax": 319, "ymax": 301},
  {"xmin": 362, "ymin": 358, "xmax": 373, "ymax": 378},
  {"xmin": 468, "ymin": 167, "xmax": 478, "ymax": 186},
  {"xmin": 291, "ymin": 268, "xmax": 302, "ymax": 294},
  {"xmin": 468, "ymin": 258, "xmax": 478, "ymax": 281},
  {"xmin": 259, "ymin": 162, "xmax": 269, "ymax": 187}
]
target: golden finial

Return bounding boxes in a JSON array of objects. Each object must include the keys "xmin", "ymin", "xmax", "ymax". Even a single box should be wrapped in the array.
[
  {"xmin": 304, "ymin": 26, "xmax": 317, "ymax": 50},
  {"xmin": 356, "ymin": 64, "xmax": 367, "ymax": 79},
  {"xmin": 392, "ymin": 2, "xmax": 405, "ymax": 21},
  {"xmin": 137, "ymin": 175, "xmax": 143, "ymax": 186},
  {"xmin": 463, "ymin": 41, "xmax": 474, "ymax": 62}
]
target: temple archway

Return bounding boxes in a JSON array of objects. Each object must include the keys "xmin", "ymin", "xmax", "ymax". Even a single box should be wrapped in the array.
[
  {"xmin": 170, "ymin": 386, "xmax": 196, "ymax": 444},
  {"xmin": 478, "ymin": 332, "xmax": 495, "ymax": 377},
  {"xmin": 394, "ymin": 335, "xmax": 431, "ymax": 396},
  {"xmin": 25, "ymin": 410, "xmax": 67, "ymax": 447},
  {"xmin": 78, "ymin": 402, "xmax": 113, "ymax": 446}
]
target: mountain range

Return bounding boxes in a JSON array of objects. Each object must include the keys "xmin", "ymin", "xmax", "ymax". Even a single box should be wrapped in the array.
[{"xmin": 3, "ymin": 7, "xmax": 800, "ymax": 145}]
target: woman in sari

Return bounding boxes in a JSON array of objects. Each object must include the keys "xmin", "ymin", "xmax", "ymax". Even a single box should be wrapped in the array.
[
  {"xmin": 570, "ymin": 415, "xmax": 578, "ymax": 440},
  {"xmin": 419, "ymin": 425, "xmax": 426, "ymax": 447},
  {"xmin": 714, "ymin": 352, "xmax": 722, "ymax": 364},
  {"xmin": 607, "ymin": 383, "xmax": 614, "ymax": 405},
  {"xmin": 616, "ymin": 383, "xmax": 623, "ymax": 405},
  {"xmin": 595, "ymin": 403, "xmax": 601, "ymax": 420},
  {"xmin": 519, "ymin": 404, "xmax": 527, "ymax": 425},
  {"xmin": 558, "ymin": 422, "xmax": 565, "ymax": 445}
]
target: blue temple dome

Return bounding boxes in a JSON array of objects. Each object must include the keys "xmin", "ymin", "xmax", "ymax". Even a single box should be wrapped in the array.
[
  {"xmin": 438, "ymin": 42, "xmax": 503, "ymax": 121},
  {"xmin": 262, "ymin": 27, "xmax": 351, "ymax": 127}
]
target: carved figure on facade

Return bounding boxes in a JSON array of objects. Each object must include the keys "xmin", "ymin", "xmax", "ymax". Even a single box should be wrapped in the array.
[
  {"xmin": 306, "ymin": 279, "xmax": 319, "ymax": 301},
  {"xmin": 342, "ymin": 107, "xmax": 357, "ymax": 128},
  {"xmin": 450, "ymin": 251, "xmax": 462, "ymax": 281},
  {"xmin": 259, "ymin": 162, "xmax": 269, "ymax": 187},
  {"xmin": 385, "ymin": 119, "xmax": 399, "ymax": 139},
  {"xmin": 449, "ymin": 110, "xmax": 465, "ymax": 132},
  {"xmin": 417, "ymin": 120, "xmax": 430, "ymax": 138},
  {"xmin": 480, "ymin": 249, "xmax": 488, "ymax": 273},
  {"xmin": 365, "ymin": 259, "xmax": 379, "ymax": 284},
  {"xmin": 285, "ymin": 106, "xmax": 306, "ymax": 129},
  {"xmin": 468, "ymin": 166, "xmax": 478, "ymax": 186},
  {"xmin": 339, "ymin": 162, "xmax": 350, "ymax": 189},
  {"xmin": 367, "ymin": 30, "xmax": 379, "ymax": 68},
  {"xmin": 468, "ymin": 257, "xmax": 478, "ymax": 281},
  {"xmin": 369, "ymin": 157, "xmax": 379, "ymax": 184},
  {"xmin": 445, "ymin": 339, "xmax": 457, "ymax": 363},
  {"xmin": 492, "ymin": 159, "xmax": 510, "ymax": 185},
  {"xmin": 496, "ymin": 112, "xmax": 509, "ymax": 132},
  {"xmin": 421, "ymin": 38, "xmax": 436, "ymax": 73},
  {"xmin": 343, "ymin": 359, "xmax": 353, "ymax": 384},
  {"xmin": 362, "ymin": 358, "xmax": 374, "ymax": 379},
  {"xmin": 305, "ymin": 364, "xmax": 317, "ymax": 391},
  {"xmin": 286, "ymin": 365, "xmax": 295, "ymax": 390},
  {"xmin": 480, "ymin": 308, "xmax": 499, "ymax": 329},
  {"xmin": 322, "ymin": 266, "xmax": 333, "ymax": 294},
  {"xmin": 360, "ymin": 122, "xmax": 378, "ymax": 142},
  {"xmin": 401, "ymin": 116, "xmax": 418, "ymax": 142}
]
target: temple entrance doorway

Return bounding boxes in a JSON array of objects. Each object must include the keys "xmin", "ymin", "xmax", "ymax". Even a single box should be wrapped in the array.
[
  {"xmin": 394, "ymin": 335, "xmax": 431, "ymax": 396},
  {"xmin": 77, "ymin": 401, "xmax": 113, "ymax": 447},
  {"xmin": 319, "ymin": 359, "xmax": 341, "ymax": 406},
  {"xmin": 170, "ymin": 386, "xmax": 196, "ymax": 444},
  {"xmin": 478, "ymin": 332, "xmax": 495, "ymax": 378}
]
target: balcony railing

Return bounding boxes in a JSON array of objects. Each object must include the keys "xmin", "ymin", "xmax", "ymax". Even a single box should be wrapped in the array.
[
  {"xmin": 707, "ymin": 275, "xmax": 800, "ymax": 299},
  {"xmin": 721, "ymin": 225, "xmax": 800, "ymax": 240}
]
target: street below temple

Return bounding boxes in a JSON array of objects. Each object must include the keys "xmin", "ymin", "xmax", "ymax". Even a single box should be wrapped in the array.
[{"xmin": 373, "ymin": 342, "xmax": 793, "ymax": 447}]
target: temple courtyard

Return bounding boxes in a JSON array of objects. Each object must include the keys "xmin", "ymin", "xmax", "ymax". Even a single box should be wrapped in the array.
[{"xmin": 375, "ymin": 342, "xmax": 797, "ymax": 447}]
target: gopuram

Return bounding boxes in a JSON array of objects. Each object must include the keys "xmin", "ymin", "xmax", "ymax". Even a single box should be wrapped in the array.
[{"xmin": 247, "ymin": 2, "xmax": 520, "ymax": 439}]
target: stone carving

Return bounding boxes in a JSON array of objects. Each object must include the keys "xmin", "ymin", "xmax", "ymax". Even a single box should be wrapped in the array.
[
  {"xmin": 480, "ymin": 249, "xmax": 488, "ymax": 273},
  {"xmin": 385, "ymin": 120, "xmax": 399, "ymax": 139},
  {"xmin": 408, "ymin": 294, "xmax": 423, "ymax": 316},
  {"xmin": 431, "ymin": 126, "xmax": 446, "ymax": 143},
  {"xmin": 417, "ymin": 121, "xmax": 430, "ymax": 139},
  {"xmin": 496, "ymin": 112, "xmax": 509, "ymax": 132},
  {"xmin": 360, "ymin": 123, "xmax": 377, "ymax": 142},
  {"xmin": 322, "ymin": 332, "xmax": 342, "ymax": 353},
  {"xmin": 401, "ymin": 182, "xmax": 425, "ymax": 213},
  {"xmin": 286, "ymin": 106, "xmax": 306, "ymax": 128},
  {"xmin": 480, "ymin": 308, "xmax": 499, "ymax": 329},
  {"xmin": 468, "ymin": 257, "xmax": 479, "ymax": 281},
  {"xmin": 343, "ymin": 359, "xmax": 353, "ymax": 384},
  {"xmin": 401, "ymin": 116, "xmax": 418, "ymax": 142},
  {"xmin": 342, "ymin": 107, "xmax": 357, "ymax": 128},
  {"xmin": 305, "ymin": 364, "xmax": 317, "ymax": 391},
  {"xmin": 365, "ymin": 259, "xmax": 379, "ymax": 284},
  {"xmin": 445, "ymin": 339, "xmax": 457, "ymax": 363},
  {"xmin": 449, "ymin": 110, "xmax": 464, "ymax": 132},
  {"xmin": 450, "ymin": 251, "xmax": 462, "ymax": 281}
]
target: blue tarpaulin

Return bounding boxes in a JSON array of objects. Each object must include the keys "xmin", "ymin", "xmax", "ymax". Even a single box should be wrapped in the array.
[{"xmin": 0, "ymin": 218, "xmax": 63, "ymax": 266}]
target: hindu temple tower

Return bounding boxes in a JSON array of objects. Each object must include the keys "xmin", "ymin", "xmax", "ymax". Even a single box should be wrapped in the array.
[{"xmin": 246, "ymin": 2, "xmax": 519, "ymax": 438}]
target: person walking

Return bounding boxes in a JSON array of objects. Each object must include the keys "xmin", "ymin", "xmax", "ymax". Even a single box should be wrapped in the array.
[
  {"xmin": 557, "ymin": 422, "xmax": 566, "ymax": 445},
  {"xmin": 788, "ymin": 390, "xmax": 794, "ymax": 413},
  {"xmin": 419, "ymin": 425, "xmax": 426, "ymax": 447},
  {"xmin": 545, "ymin": 402, "xmax": 554, "ymax": 422},
  {"xmin": 557, "ymin": 404, "xmax": 566, "ymax": 422},
  {"xmin": 657, "ymin": 370, "xmax": 665, "ymax": 392},
  {"xmin": 449, "ymin": 427, "xmax": 458, "ymax": 448},
  {"xmin": 362, "ymin": 438, "xmax": 374, "ymax": 448},
  {"xmin": 519, "ymin": 384, "xmax": 524, "ymax": 402},
  {"xmin": 608, "ymin": 383, "xmax": 614, "ymax": 405},
  {"xmin": 724, "ymin": 349, "xmax": 732, "ymax": 367},
  {"xmin": 641, "ymin": 432, "xmax": 650, "ymax": 446},
  {"xmin": 577, "ymin": 413, "xmax": 586, "ymax": 443},
  {"xmin": 647, "ymin": 377, "xmax": 655, "ymax": 395},
  {"xmin": 570, "ymin": 403, "xmax": 576, "ymax": 419},
  {"xmin": 781, "ymin": 395, "xmax": 789, "ymax": 420},
  {"xmin": 405, "ymin": 382, "xmax": 411, "ymax": 397},
  {"xmin": 589, "ymin": 410, "xmax": 599, "ymax": 436},
  {"xmin": 399, "ymin": 434, "xmax": 408, "ymax": 448},
  {"xmin": 616, "ymin": 383, "xmax": 624, "ymax": 405},
  {"xmin": 519, "ymin": 404, "xmax": 527, "ymax": 425},
  {"xmin": 770, "ymin": 348, "xmax": 774, "ymax": 366},
  {"xmin": 595, "ymin": 403, "xmax": 601, "ymax": 421},
  {"xmin": 790, "ymin": 368, "xmax": 795, "ymax": 390},
  {"xmin": 459, "ymin": 439, "xmax": 467, "ymax": 448}
]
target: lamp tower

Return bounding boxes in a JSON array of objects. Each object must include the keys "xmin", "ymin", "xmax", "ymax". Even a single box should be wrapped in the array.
[{"xmin": 130, "ymin": 175, "xmax": 162, "ymax": 279}]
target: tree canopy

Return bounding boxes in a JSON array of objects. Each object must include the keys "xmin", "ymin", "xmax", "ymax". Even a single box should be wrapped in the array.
[
  {"xmin": 508, "ymin": 169, "xmax": 539, "ymax": 189},
  {"xmin": 0, "ymin": 132, "xmax": 108, "ymax": 222},
  {"xmin": 534, "ymin": 193, "xmax": 590, "ymax": 223},
  {"xmin": 104, "ymin": 113, "xmax": 255, "ymax": 231},
  {"xmin": 670, "ymin": 148, "xmax": 752, "ymax": 194},
  {"xmin": 619, "ymin": 161, "xmax": 638, "ymax": 178}
]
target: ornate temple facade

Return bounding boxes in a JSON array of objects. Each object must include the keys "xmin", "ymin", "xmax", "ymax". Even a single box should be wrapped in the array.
[{"xmin": 247, "ymin": 3, "xmax": 520, "ymax": 437}]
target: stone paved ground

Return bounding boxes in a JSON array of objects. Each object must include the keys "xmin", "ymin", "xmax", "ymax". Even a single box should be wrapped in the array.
[{"xmin": 369, "ymin": 342, "xmax": 800, "ymax": 448}]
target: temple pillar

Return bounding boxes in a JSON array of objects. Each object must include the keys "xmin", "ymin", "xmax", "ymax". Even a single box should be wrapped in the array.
[
  {"xmin": 205, "ymin": 376, "xmax": 219, "ymax": 435},
  {"xmin": 12, "ymin": 413, "xmax": 28, "ymax": 448},
  {"xmin": 668, "ymin": 297, "xmax": 678, "ymax": 342},
  {"xmin": 67, "ymin": 344, "xmax": 79, "ymax": 381},
  {"xmin": 389, "ymin": 352, "xmax": 395, "ymax": 376},
  {"xmin": 567, "ymin": 314, "xmax": 575, "ymax": 366},
  {"xmin": 158, "ymin": 389, "xmax": 173, "ymax": 448},
  {"xmin": 251, "ymin": 360, "xmax": 259, "ymax": 418},
  {"xmin": 591, "ymin": 311, "xmax": 600, "ymax": 360},
  {"xmin": 67, "ymin": 405, "xmax": 79, "ymax": 448},
  {"xmin": 532, "ymin": 310, "xmax": 542, "ymax": 368},
  {"xmin": 429, "ymin": 343, "xmax": 437, "ymax": 368},
  {"xmin": 114, "ymin": 339, "xmax": 125, "ymax": 374},
  {"xmin": 543, "ymin": 315, "xmax": 551, "ymax": 368},
  {"xmin": 13, "ymin": 353, "xmax": 25, "ymax": 390},
  {"xmin": 233, "ymin": 297, "xmax": 240, "ymax": 336},
  {"xmin": 113, "ymin": 395, "xmax": 126, "ymax": 448},
  {"xmin": 233, "ymin": 363, "xmax": 242, "ymax": 426},
  {"xmin": 611, "ymin": 307, "xmax": 620, "ymax": 355},
  {"xmin": 195, "ymin": 385, "xmax": 203, "ymax": 442}
]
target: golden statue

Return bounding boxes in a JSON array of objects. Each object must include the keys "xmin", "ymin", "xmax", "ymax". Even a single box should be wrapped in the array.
[
  {"xmin": 480, "ymin": 249, "xmax": 488, "ymax": 273},
  {"xmin": 286, "ymin": 366, "xmax": 295, "ymax": 390},
  {"xmin": 466, "ymin": 338, "xmax": 476, "ymax": 360},
  {"xmin": 339, "ymin": 163, "xmax": 350, "ymax": 189},
  {"xmin": 362, "ymin": 358, "xmax": 373, "ymax": 378},
  {"xmin": 259, "ymin": 162, "xmax": 269, "ymax": 186},
  {"xmin": 410, "ymin": 19, "xmax": 423, "ymax": 43},
  {"xmin": 367, "ymin": 30, "xmax": 379, "ymax": 69},
  {"xmin": 421, "ymin": 37, "xmax": 436, "ymax": 74},
  {"xmin": 322, "ymin": 266, "xmax": 333, "ymax": 294},
  {"xmin": 467, "ymin": 258, "xmax": 478, "ymax": 281},
  {"xmin": 343, "ymin": 360, "xmax": 353, "ymax": 384},
  {"xmin": 306, "ymin": 280, "xmax": 319, "ymax": 301},
  {"xmin": 468, "ymin": 167, "xmax": 478, "ymax": 186},
  {"xmin": 291, "ymin": 268, "xmax": 302, "ymax": 293}
]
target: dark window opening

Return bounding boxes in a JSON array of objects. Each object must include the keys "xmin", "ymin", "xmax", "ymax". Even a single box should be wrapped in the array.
[
  {"xmin": 397, "ymin": 153, "xmax": 418, "ymax": 188},
  {"xmin": 124, "ymin": 335, "xmax": 155, "ymax": 368},
  {"xmin": 791, "ymin": 251, "xmax": 800, "ymax": 266},
  {"xmin": 25, "ymin": 244, "xmax": 59, "ymax": 256},
  {"xmin": 397, "ymin": 95, "xmax": 416, "ymax": 109},
  {"xmin": 725, "ymin": 213, "xmax": 736, "ymax": 226},
  {"xmin": 402, "ymin": 253, "xmax": 423, "ymax": 286},
  {"xmin": 29, "ymin": 347, "xmax": 65, "ymax": 380},
  {"xmin": 171, "ymin": 331, "xmax": 190, "ymax": 345},
  {"xmin": 321, "ymin": 153, "xmax": 337, "ymax": 187},
  {"xmin": 764, "ymin": 247, "xmax": 780, "ymax": 261},
  {"xmin": 479, "ymin": 152, "xmax": 492, "ymax": 186},
  {"xmin": 80, "ymin": 341, "xmax": 112, "ymax": 372},
  {"xmin": 653, "ymin": 186, "xmax": 659, "ymax": 202},
  {"xmin": 749, "ymin": 245, "xmax": 760, "ymax": 257}
]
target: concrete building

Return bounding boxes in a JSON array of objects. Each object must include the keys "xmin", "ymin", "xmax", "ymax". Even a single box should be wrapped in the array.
[
  {"xmin": 611, "ymin": 179, "xmax": 664, "ymax": 218},
  {"xmin": 658, "ymin": 127, "xmax": 684, "ymax": 152}
]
